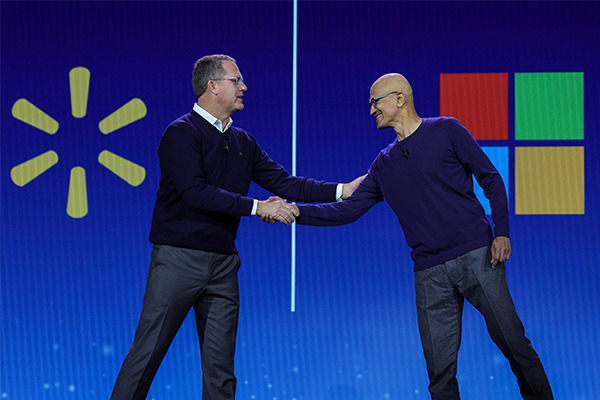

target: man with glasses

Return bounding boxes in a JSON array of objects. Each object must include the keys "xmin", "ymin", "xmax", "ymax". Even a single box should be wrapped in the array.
[
  {"xmin": 110, "ymin": 54, "xmax": 363, "ymax": 400},
  {"xmin": 292, "ymin": 73, "xmax": 554, "ymax": 400}
]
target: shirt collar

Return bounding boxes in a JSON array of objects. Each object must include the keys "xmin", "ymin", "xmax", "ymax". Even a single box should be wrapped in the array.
[{"xmin": 193, "ymin": 103, "xmax": 233, "ymax": 133}]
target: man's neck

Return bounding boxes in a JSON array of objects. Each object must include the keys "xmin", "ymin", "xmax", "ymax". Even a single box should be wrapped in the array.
[{"xmin": 393, "ymin": 115, "xmax": 422, "ymax": 141}]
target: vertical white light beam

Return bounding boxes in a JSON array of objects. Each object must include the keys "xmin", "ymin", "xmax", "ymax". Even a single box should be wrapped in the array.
[{"xmin": 291, "ymin": 0, "xmax": 298, "ymax": 312}]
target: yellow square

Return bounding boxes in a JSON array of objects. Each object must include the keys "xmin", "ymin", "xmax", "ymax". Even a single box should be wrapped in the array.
[{"xmin": 515, "ymin": 147, "xmax": 584, "ymax": 215}]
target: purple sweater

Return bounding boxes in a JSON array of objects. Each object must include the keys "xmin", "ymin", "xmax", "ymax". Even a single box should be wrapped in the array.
[
  {"xmin": 297, "ymin": 117, "xmax": 509, "ymax": 270},
  {"xmin": 149, "ymin": 110, "xmax": 337, "ymax": 254}
]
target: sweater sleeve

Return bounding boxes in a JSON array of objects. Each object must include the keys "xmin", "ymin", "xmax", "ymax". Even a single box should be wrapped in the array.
[
  {"xmin": 449, "ymin": 119, "xmax": 510, "ymax": 238},
  {"xmin": 249, "ymin": 138, "xmax": 337, "ymax": 203},
  {"xmin": 158, "ymin": 125, "xmax": 254, "ymax": 216},
  {"xmin": 296, "ymin": 167, "xmax": 383, "ymax": 226}
]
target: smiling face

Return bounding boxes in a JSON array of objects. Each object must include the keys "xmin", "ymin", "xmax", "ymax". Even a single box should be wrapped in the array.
[
  {"xmin": 370, "ymin": 89, "xmax": 401, "ymax": 130},
  {"xmin": 370, "ymin": 81, "xmax": 403, "ymax": 130},
  {"xmin": 369, "ymin": 74, "xmax": 413, "ymax": 131}
]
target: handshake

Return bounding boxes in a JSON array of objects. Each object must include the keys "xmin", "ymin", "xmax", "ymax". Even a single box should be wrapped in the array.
[
  {"xmin": 254, "ymin": 174, "xmax": 366, "ymax": 225},
  {"xmin": 256, "ymin": 197, "xmax": 299, "ymax": 225}
]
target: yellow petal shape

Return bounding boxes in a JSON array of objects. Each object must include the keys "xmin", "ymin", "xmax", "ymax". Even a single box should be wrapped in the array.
[
  {"xmin": 12, "ymin": 98, "xmax": 59, "ymax": 134},
  {"xmin": 98, "ymin": 150, "xmax": 146, "ymax": 186},
  {"xmin": 70, "ymin": 67, "xmax": 90, "ymax": 118},
  {"xmin": 98, "ymin": 98, "xmax": 147, "ymax": 134},
  {"xmin": 67, "ymin": 167, "xmax": 88, "ymax": 218},
  {"xmin": 10, "ymin": 150, "xmax": 59, "ymax": 186}
]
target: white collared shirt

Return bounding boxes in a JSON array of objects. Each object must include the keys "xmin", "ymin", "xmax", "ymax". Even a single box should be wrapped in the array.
[
  {"xmin": 193, "ymin": 103, "xmax": 233, "ymax": 133},
  {"xmin": 192, "ymin": 103, "xmax": 343, "ymax": 217}
]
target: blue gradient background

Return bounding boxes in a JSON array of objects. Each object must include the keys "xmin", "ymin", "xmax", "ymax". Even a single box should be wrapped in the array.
[{"xmin": 1, "ymin": 1, "xmax": 599, "ymax": 399}]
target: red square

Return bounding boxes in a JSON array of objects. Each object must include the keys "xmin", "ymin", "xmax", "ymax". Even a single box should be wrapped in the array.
[{"xmin": 440, "ymin": 73, "xmax": 508, "ymax": 141}]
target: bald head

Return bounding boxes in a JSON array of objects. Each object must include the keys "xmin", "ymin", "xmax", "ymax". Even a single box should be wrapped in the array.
[
  {"xmin": 370, "ymin": 73, "xmax": 415, "ymax": 106},
  {"xmin": 369, "ymin": 73, "xmax": 421, "ymax": 139}
]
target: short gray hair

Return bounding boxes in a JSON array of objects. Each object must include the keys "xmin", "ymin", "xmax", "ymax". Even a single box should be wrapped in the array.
[{"xmin": 192, "ymin": 54, "xmax": 236, "ymax": 98}]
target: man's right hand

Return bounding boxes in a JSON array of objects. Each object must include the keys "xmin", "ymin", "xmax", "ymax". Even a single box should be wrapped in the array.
[{"xmin": 256, "ymin": 197, "xmax": 299, "ymax": 225}]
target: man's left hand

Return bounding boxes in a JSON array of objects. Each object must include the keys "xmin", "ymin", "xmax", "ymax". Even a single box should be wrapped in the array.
[{"xmin": 491, "ymin": 236, "xmax": 511, "ymax": 267}]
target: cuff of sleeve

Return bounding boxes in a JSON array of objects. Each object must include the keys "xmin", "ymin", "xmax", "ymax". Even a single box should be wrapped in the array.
[
  {"xmin": 494, "ymin": 226, "xmax": 510, "ymax": 238},
  {"xmin": 251, "ymin": 199, "xmax": 258, "ymax": 216},
  {"xmin": 336, "ymin": 183, "xmax": 343, "ymax": 202}
]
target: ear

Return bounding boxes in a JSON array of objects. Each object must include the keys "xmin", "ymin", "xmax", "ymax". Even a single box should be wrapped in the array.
[
  {"xmin": 208, "ymin": 80, "xmax": 219, "ymax": 95},
  {"xmin": 396, "ymin": 92, "xmax": 406, "ymax": 108}
]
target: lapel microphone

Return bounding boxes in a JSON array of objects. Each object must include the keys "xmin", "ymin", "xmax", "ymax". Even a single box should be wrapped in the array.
[{"xmin": 402, "ymin": 147, "xmax": 409, "ymax": 159}]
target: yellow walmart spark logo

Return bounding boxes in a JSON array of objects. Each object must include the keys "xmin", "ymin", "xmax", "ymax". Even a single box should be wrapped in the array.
[{"xmin": 10, "ymin": 67, "xmax": 147, "ymax": 218}]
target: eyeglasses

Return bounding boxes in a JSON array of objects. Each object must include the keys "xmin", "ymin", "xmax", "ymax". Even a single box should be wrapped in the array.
[
  {"xmin": 214, "ymin": 76, "xmax": 245, "ymax": 88},
  {"xmin": 369, "ymin": 91, "xmax": 400, "ymax": 107}
]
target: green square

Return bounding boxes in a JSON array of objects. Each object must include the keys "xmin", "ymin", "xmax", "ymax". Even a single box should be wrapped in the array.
[{"xmin": 515, "ymin": 72, "xmax": 584, "ymax": 140}]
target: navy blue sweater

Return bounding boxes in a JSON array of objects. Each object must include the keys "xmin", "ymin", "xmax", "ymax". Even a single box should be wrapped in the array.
[
  {"xmin": 149, "ymin": 111, "xmax": 337, "ymax": 254},
  {"xmin": 297, "ymin": 117, "xmax": 509, "ymax": 270}
]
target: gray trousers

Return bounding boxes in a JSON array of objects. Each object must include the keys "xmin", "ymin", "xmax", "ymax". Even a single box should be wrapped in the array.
[
  {"xmin": 414, "ymin": 246, "xmax": 553, "ymax": 400},
  {"xmin": 111, "ymin": 244, "xmax": 241, "ymax": 400}
]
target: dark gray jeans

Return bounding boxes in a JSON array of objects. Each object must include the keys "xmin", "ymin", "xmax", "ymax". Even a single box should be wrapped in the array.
[
  {"xmin": 111, "ymin": 244, "xmax": 241, "ymax": 400},
  {"xmin": 414, "ymin": 246, "xmax": 553, "ymax": 400}
]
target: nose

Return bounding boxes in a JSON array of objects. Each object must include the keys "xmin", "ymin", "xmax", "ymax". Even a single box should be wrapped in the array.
[
  {"xmin": 370, "ymin": 104, "xmax": 377, "ymax": 114},
  {"xmin": 240, "ymin": 82, "xmax": 247, "ymax": 92}
]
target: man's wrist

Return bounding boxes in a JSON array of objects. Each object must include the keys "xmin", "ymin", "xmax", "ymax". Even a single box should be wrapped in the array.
[
  {"xmin": 336, "ymin": 183, "xmax": 344, "ymax": 202},
  {"xmin": 251, "ymin": 199, "xmax": 258, "ymax": 216}
]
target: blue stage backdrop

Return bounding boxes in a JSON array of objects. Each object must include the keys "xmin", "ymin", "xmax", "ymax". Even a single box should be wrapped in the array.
[{"xmin": 2, "ymin": 1, "xmax": 599, "ymax": 399}]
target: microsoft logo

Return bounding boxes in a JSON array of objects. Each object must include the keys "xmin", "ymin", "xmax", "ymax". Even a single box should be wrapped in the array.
[
  {"xmin": 440, "ymin": 72, "xmax": 585, "ymax": 215},
  {"xmin": 10, "ymin": 67, "xmax": 147, "ymax": 218}
]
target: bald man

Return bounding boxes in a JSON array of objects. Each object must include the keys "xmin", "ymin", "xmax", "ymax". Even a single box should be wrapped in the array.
[{"xmin": 292, "ymin": 74, "xmax": 554, "ymax": 399}]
